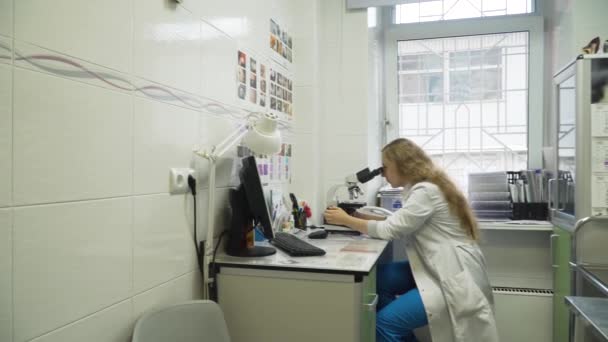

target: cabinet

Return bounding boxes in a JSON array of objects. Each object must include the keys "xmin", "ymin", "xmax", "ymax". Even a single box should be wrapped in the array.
[
  {"xmin": 566, "ymin": 216, "xmax": 608, "ymax": 341},
  {"xmin": 552, "ymin": 226, "xmax": 572, "ymax": 342},
  {"xmin": 550, "ymin": 55, "xmax": 608, "ymax": 342},
  {"xmin": 216, "ymin": 266, "xmax": 378, "ymax": 342},
  {"xmin": 478, "ymin": 222, "xmax": 553, "ymax": 342},
  {"xmin": 213, "ymin": 235, "xmax": 388, "ymax": 342},
  {"xmin": 360, "ymin": 267, "xmax": 377, "ymax": 342}
]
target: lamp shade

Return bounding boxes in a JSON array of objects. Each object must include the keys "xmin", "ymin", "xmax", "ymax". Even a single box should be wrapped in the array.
[{"xmin": 242, "ymin": 112, "xmax": 281, "ymax": 154}]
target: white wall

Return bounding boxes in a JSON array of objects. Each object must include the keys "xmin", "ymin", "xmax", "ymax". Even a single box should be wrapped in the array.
[
  {"xmin": 549, "ymin": 0, "xmax": 608, "ymax": 72},
  {"xmin": 317, "ymin": 0, "xmax": 377, "ymax": 220},
  {"xmin": 0, "ymin": 1, "xmax": 322, "ymax": 341},
  {"xmin": 544, "ymin": 0, "xmax": 608, "ymax": 151}
]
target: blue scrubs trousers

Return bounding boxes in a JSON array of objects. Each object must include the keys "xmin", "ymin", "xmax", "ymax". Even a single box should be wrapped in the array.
[{"xmin": 376, "ymin": 261, "xmax": 428, "ymax": 342}]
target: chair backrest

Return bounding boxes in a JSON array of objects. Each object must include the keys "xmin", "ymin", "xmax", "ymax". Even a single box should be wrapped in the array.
[{"xmin": 132, "ymin": 300, "xmax": 231, "ymax": 342}]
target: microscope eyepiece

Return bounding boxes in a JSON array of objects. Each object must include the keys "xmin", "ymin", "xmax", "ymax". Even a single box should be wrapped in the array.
[{"xmin": 356, "ymin": 167, "xmax": 383, "ymax": 184}]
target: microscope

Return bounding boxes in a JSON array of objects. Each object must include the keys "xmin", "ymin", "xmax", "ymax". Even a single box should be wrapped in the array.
[{"xmin": 326, "ymin": 167, "xmax": 384, "ymax": 216}]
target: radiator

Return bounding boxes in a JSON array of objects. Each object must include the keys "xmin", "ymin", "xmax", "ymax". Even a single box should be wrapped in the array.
[{"xmin": 493, "ymin": 287, "xmax": 553, "ymax": 342}]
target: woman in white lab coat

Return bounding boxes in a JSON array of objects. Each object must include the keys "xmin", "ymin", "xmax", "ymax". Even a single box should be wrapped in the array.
[{"xmin": 324, "ymin": 138, "xmax": 498, "ymax": 342}]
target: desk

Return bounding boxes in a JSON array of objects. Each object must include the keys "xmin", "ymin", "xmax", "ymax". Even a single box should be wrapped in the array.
[{"xmin": 214, "ymin": 226, "xmax": 389, "ymax": 342}]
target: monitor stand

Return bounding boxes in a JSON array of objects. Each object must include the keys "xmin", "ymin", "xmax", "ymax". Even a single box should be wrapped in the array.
[{"xmin": 226, "ymin": 187, "xmax": 277, "ymax": 257}]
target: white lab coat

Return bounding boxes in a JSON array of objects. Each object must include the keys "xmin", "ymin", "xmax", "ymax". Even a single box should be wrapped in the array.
[{"xmin": 368, "ymin": 182, "xmax": 499, "ymax": 342}]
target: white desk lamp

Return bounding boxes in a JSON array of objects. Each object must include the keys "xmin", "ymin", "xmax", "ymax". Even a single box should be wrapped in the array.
[{"xmin": 193, "ymin": 112, "xmax": 281, "ymax": 298}]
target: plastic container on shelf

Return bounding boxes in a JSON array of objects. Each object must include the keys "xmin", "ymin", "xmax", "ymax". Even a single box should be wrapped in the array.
[
  {"xmin": 378, "ymin": 187, "xmax": 404, "ymax": 212},
  {"xmin": 469, "ymin": 192, "xmax": 511, "ymax": 202}
]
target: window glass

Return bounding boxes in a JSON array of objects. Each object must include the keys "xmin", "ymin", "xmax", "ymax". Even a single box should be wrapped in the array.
[
  {"xmin": 395, "ymin": 0, "xmax": 534, "ymax": 24},
  {"xmin": 397, "ymin": 32, "xmax": 529, "ymax": 192}
]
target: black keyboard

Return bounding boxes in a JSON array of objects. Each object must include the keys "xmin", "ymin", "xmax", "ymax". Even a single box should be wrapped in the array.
[{"xmin": 271, "ymin": 232, "xmax": 326, "ymax": 257}]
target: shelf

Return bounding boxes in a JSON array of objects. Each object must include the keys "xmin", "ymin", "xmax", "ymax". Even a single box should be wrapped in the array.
[
  {"xmin": 570, "ymin": 263, "xmax": 608, "ymax": 297},
  {"xmin": 565, "ymin": 296, "xmax": 608, "ymax": 341},
  {"xmin": 479, "ymin": 221, "xmax": 553, "ymax": 232}
]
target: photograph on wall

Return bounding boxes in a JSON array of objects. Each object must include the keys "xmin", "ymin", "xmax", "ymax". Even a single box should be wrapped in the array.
[
  {"xmin": 269, "ymin": 19, "xmax": 293, "ymax": 64},
  {"xmin": 238, "ymin": 51, "xmax": 246, "ymax": 68},
  {"xmin": 250, "ymin": 72, "xmax": 257, "ymax": 89},
  {"xmin": 250, "ymin": 57, "xmax": 257, "ymax": 74},
  {"xmin": 260, "ymin": 79, "xmax": 267, "ymax": 94},
  {"xmin": 237, "ymin": 84, "xmax": 246, "ymax": 100},
  {"xmin": 269, "ymin": 64, "xmax": 293, "ymax": 117},
  {"xmin": 236, "ymin": 50, "xmax": 248, "ymax": 101},
  {"xmin": 259, "ymin": 63, "xmax": 268, "ymax": 109},
  {"xmin": 237, "ymin": 68, "xmax": 246, "ymax": 84},
  {"xmin": 247, "ymin": 56, "xmax": 259, "ymax": 107},
  {"xmin": 237, "ymin": 49, "xmax": 268, "ymax": 110},
  {"xmin": 260, "ymin": 94, "xmax": 266, "ymax": 107}
]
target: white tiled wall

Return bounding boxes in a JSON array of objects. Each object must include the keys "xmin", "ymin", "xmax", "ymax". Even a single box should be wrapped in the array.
[
  {"xmin": 0, "ymin": 63, "xmax": 11, "ymax": 207},
  {"xmin": 0, "ymin": 0, "xmax": 12, "ymax": 38},
  {"xmin": 133, "ymin": 0, "xmax": 202, "ymax": 95},
  {"xmin": 13, "ymin": 69, "xmax": 133, "ymax": 205},
  {"xmin": 1, "ymin": 0, "xmax": 341, "ymax": 341},
  {"xmin": 13, "ymin": 200, "xmax": 132, "ymax": 342},
  {"xmin": 133, "ymin": 98, "xmax": 199, "ymax": 195},
  {"xmin": 28, "ymin": 300, "xmax": 133, "ymax": 342},
  {"xmin": 14, "ymin": 0, "xmax": 133, "ymax": 73},
  {"xmin": 0, "ymin": 209, "xmax": 12, "ymax": 342},
  {"xmin": 133, "ymin": 194, "xmax": 197, "ymax": 294},
  {"xmin": 318, "ymin": 0, "xmax": 371, "ymax": 218}
]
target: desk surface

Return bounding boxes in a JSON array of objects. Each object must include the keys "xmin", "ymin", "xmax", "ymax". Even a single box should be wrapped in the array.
[{"xmin": 215, "ymin": 225, "xmax": 389, "ymax": 275}]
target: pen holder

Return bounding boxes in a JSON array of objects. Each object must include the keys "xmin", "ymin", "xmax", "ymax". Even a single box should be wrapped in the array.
[
  {"xmin": 530, "ymin": 203, "xmax": 548, "ymax": 220},
  {"xmin": 511, "ymin": 202, "xmax": 548, "ymax": 220},
  {"xmin": 293, "ymin": 210, "xmax": 306, "ymax": 229},
  {"xmin": 511, "ymin": 203, "xmax": 525, "ymax": 220}
]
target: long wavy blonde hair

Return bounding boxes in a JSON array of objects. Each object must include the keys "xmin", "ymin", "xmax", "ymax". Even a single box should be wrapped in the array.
[{"xmin": 382, "ymin": 138, "xmax": 479, "ymax": 240}]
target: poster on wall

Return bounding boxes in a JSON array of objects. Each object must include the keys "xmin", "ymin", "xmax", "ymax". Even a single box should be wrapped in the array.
[
  {"xmin": 269, "ymin": 63, "xmax": 293, "ymax": 119},
  {"xmin": 269, "ymin": 19, "xmax": 293, "ymax": 65},
  {"xmin": 236, "ymin": 49, "xmax": 268, "ymax": 110},
  {"xmin": 238, "ymin": 143, "xmax": 293, "ymax": 184}
]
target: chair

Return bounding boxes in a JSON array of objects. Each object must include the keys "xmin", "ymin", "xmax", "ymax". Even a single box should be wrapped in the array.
[
  {"xmin": 132, "ymin": 300, "xmax": 231, "ymax": 342},
  {"xmin": 414, "ymin": 326, "xmax": 432, "ymax": 342}
]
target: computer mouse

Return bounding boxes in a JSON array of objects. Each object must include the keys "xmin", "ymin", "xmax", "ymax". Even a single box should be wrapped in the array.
[{"xmin": 308, "ymin": 229, "xmax": 328, "ymax": 239}]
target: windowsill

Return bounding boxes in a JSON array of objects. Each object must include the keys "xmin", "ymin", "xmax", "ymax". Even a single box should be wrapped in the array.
[{"xmin": 479, "ymin": 220, "xmax": 553, "ymax": 231}]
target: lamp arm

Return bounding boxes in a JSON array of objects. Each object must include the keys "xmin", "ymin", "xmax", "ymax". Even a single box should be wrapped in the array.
[
  {"xmin": 203, "ymin": 157, "xmax": 217, "ymax": 297},
  {"xmin": 194, "ymin": 121, "xmax": 249, "ymax": 160},
  {"xmin": 214, "ymin": 126, "xmax": 248, "ymax": 159},
  {"xmin": 200, "ymin": 122, "xmax": 251, "ymax": 297}
]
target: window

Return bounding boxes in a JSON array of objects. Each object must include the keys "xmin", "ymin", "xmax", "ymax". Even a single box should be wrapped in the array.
[
  {"xmin": 396, "ymin": 32, "xmax": 529, "ymax": 192},
  {"xmin": 396, "ymin": 0, "xmax": 535, "ymax": 24}
]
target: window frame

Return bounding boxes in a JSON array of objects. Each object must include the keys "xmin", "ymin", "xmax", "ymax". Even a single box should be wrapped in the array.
[{"xmin": 383, "ymin": 11, "xmax": 545, "ymax": 169}]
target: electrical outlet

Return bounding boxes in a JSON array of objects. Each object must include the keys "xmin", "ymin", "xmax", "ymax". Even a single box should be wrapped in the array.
[{"xmin": 169, "ymin": 168, "xmax": 195, "ymax": 195}]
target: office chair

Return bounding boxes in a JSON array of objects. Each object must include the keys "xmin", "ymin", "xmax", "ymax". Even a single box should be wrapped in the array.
[
  {"xmin": 132, "ymin": 300, "xmax": 231, "ymax": 342},
  {"xmin": 414, "ymin": 326, "xmax": 432, "ymax": 342}
]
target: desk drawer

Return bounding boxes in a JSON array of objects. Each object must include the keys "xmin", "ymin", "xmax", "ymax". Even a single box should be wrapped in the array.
[{"xmin": 218, "ymin": 268, "xmax": 363, "ymax": 342}]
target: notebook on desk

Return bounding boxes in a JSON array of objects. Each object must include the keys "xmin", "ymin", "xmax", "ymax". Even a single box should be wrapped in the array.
[{"xmin": 324, "ymin": 224, "xmax": 361, "ymax": 236}]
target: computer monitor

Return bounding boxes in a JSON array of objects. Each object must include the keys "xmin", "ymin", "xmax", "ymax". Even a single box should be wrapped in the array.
[{"xmin": 225, "ymin": 156, "xmax": 276, "ymax": 257}]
